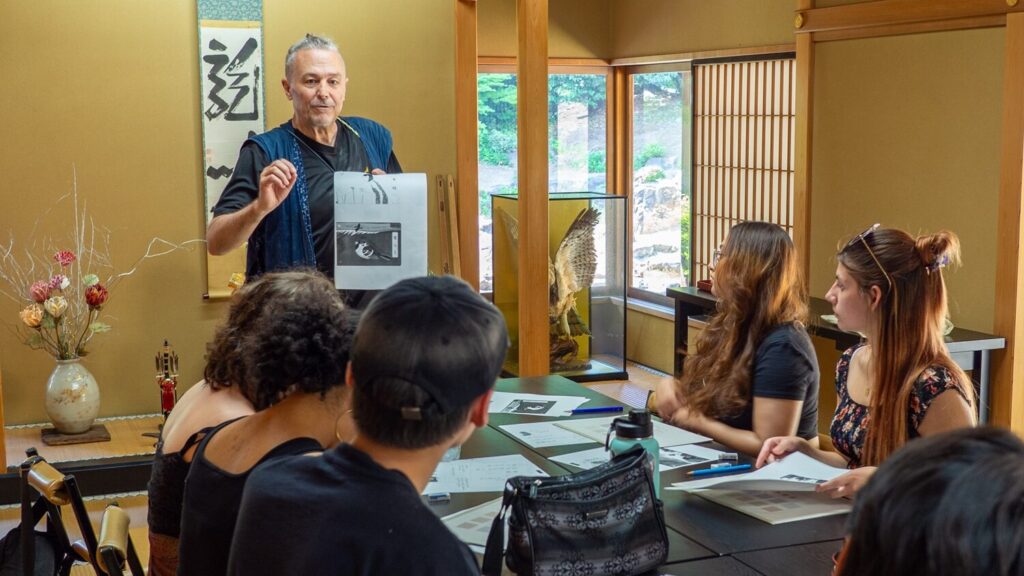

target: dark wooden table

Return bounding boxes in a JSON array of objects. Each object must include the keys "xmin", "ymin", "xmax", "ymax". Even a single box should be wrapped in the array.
[
  {"xmin": 478, "ymin": 374, "xmax": 846, "ymax": 575},
  {"xmin": 666, "ymin": 286, "xmax": 1006, "ymax": 423}
]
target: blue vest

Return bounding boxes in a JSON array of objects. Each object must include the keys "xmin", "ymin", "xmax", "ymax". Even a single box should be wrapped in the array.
[{"xmin": 245, "ymin": 117, "xmax": 394, "ymax": 278}]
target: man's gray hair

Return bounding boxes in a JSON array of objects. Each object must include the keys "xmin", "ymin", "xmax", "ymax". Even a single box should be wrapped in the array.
[{"xmin": 285, "ymin": 34, "xmax": 341, "ymax": 79}]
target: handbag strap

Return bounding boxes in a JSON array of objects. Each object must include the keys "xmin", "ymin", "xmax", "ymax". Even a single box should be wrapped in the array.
[{"xmin": 481, "ymin": 482, "xmax": 515, "ymax": 576}]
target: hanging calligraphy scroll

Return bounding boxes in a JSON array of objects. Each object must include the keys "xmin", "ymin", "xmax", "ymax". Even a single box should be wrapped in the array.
[{"xmin": 197, "ymin": 0, "xmax": 265, "ymax": 298}]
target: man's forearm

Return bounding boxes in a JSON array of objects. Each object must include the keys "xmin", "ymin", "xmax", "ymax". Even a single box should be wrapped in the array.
[{"xmin": 206, "ymin": 203, "xmax": 268, "ymax": 255}]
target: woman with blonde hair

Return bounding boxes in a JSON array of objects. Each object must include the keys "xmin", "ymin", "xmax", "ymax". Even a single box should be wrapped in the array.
[
  {"xmin": 656, "ymin": 221, "xmax": 820, "ymax": 455},
  {"xmin": 758, "ymin": 225, "xmax": 976, "ymax": 497}
]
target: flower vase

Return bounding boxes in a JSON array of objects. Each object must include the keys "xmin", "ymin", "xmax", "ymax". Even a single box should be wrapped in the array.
[{"xmin": 45, "ymin": 358, "xmax": 100, "ymax": 434}]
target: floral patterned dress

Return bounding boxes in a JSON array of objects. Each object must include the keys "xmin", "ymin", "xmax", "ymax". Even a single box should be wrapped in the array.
[{"xmin": 829, "ymin": 344, "xmax": 965, "ymax": 468}]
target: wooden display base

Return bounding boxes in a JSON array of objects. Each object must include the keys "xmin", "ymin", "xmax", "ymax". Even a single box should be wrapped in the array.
[{"xmin": 40, "ymin": 424, "xmax": 111, "ymax": 446}]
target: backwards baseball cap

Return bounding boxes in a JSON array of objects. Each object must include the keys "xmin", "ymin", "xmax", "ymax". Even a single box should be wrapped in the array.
[{"xmin": 352, "ymin": 276, "xmax": 509, "ymax": 419}]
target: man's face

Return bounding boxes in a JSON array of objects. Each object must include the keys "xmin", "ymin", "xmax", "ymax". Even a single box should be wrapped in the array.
[{"xmin": 283, "ymin": 48, "xmax": 347, "ymax": 130}]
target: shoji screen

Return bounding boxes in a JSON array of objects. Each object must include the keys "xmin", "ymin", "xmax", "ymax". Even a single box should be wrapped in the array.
[{"xmin": 692, "ymin": 58, "xmax": 795, "ymax": 282}]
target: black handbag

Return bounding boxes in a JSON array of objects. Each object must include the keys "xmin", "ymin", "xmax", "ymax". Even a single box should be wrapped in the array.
[{"xmin": 482, "ymin": 446, "xmax": 669, "ymax": 576}]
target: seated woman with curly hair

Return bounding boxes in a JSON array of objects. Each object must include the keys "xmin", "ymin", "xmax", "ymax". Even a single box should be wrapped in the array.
[
  {"xmin": 176, "ymin": 270, "xmax": 359, "ymax": 576},
  {"xmin": 656, "ymin": 221, "xmax": 820, "ymax": 455}
]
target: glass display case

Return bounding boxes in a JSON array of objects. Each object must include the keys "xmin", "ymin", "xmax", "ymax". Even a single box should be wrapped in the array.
[{"xmin": 491, "ymin": 191, "xmax": 627, "ymax": 382}]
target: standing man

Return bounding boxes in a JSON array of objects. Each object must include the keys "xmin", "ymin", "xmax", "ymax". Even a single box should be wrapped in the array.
[{"xmin": 207, "ymin": 34, "xmax": 400, "ymax": 307}]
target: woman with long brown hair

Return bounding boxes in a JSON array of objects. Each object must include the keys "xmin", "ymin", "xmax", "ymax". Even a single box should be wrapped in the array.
[
  {"xmin": 757, "ymin": 225, "xmax": 976, "ymax": 497},
  {"xmin": 656, "ymin": 221, "xmax": 820, "ymax": 455}
]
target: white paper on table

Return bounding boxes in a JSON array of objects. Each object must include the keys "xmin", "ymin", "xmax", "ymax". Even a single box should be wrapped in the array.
[
  {"xmin": 554, "ymin": 416, "xmax": 710, "ymax": 447},
  {"xmin": 498, "ymin": 421, "xmax": 596, "ymax": 448},
  {"xmin": 442, "ymin": 497, "xmax": 504, "ymax": 550},
  {"xmin": 693, "ymin": 489, "xmax": 852, "ymax": 525},
  {"xmin": 488, "ymin": 391, "xmax": 589, "ymax": 417},
  {"xmin": 424, "ymin": 454, "xmax": 548, "ymax": 494},
  {"xmin": 667, "ymin": 452, "xmax": 846, "ymax": 492},
  {"xmin": 550, "ymin": 444, "xmax": 727, "ymax": 473}
]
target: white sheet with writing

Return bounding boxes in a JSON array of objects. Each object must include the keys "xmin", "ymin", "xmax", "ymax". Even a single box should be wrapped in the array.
[
  {"xmin": 554, "ymin": 416, "xmax": 710, "ymax": 447},
  {"xmin": 550, "ymin": 444, "xmax": 728, "ymax": 473},
  {"xmin": 424, "ymin": 454, "xmax": 548, "ymax": 494},
  {"xmin": 498, "ymin": 421, "xmax": 595, "ymax": 448}
]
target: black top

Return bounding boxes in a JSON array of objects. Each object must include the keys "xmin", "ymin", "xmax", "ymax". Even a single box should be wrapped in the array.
[
  {"xmin": 176, "ymin": 418, "xmax": 323, "ymax": 576},
  {"xmin": 716, "ymin": 323, "xmax": 820, "ymax": 440},
  {"xmin": 146, "ymin": 428, "xmax": 209, "ymax": 538},
  {"xmin": 227, "ymin": 443, "xmax": 480, "ymax": 576},
  {"xmin": 212, "ymin": 120, "xmax": 402, "ymax": 281}
]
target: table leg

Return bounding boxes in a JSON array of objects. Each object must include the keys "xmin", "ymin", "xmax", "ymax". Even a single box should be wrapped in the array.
[{"xmin": 977, "ymin": 350, "xmax": 991, "ymax": 424}]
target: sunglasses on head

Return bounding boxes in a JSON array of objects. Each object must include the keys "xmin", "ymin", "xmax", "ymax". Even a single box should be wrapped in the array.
[{"xmin": 845, "ymin": 223, "xmax": 893, "ymax": 293}]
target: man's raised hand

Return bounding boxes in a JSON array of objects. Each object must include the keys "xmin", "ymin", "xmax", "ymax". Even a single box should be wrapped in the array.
[{"xmin": 256, "ymin": 159, "xmax": 298, "ymax": 215}]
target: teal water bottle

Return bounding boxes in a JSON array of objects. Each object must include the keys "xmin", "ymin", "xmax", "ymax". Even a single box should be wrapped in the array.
[{"xmin": 607, "ymin": 410, "xmax": 660, "ymax": 497}]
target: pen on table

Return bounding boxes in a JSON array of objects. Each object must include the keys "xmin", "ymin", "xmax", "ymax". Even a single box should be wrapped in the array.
[
  {"xmin": 426, "ymin": 492, "xmax": 451, "ymax": 503},
  {"xmin": 570, "ymin": 406, "xmax": 625, "ymax": 415},
  {"xmin": 687, "ymin": 463, "xmax": 752, "ymax": 477}
]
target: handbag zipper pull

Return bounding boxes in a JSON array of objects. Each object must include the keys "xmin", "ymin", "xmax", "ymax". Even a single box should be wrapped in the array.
[{"xmin": 529, "ymin": 479, "xmax": 542, "ymax": 498}]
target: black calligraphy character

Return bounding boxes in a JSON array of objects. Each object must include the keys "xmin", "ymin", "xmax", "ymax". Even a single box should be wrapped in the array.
[{"xmin": 203, "ymin": 37, "xmax": 261, "ymax": 121}]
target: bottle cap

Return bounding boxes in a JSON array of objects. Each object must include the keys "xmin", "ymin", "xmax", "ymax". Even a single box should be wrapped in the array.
[{"xmin": 612, "ymin": 409, "xmax": 654, "ymax": 439}]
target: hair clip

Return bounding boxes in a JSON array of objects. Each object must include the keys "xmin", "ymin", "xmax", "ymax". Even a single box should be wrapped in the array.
[{"xmin": 926, "ymin": 254, "xmax": 950, "ymax": 274}]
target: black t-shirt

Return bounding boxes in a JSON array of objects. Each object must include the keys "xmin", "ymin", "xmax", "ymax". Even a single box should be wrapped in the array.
[
  {"xmin": 228, "ymin": 444, "xmax": 480, "ymax": 576},
  {"xmin": 716, "ymin": 323, "xmax": 820, "ymax": 440},
  {"xmin": 176, "ymin": 418, "xmax": 323, "ymax": 576},
  {"xmin": 211, "ymin": 120, "xmax": 402, "ymax": 281}
]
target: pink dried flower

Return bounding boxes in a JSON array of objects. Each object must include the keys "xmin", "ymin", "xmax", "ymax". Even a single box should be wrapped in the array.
[
  {"xmin": 85, "ymin": 284, "xmax": 109, "ymax": 309},
  {"xmin": 29, "ymin": 281, "xmax": 51, "ymax": 303},
  {"xmin": 48, "ymin": 274, "xmax": 69, "ymax": 291},
  {"xmin": 53, "ymin": 250, "xmax": 76, "ymax": 267}
]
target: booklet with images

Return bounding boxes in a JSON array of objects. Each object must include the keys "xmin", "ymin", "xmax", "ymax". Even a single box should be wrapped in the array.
[
  {"xmin": 668, "ymin": 452, "xmax": 846, "ymax": 492},
  {"xmin": 668, "ymin": 452, "xmax": 852, "ymax": 525}
]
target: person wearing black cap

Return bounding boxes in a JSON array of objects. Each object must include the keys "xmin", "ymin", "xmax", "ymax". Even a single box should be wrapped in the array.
[{"xmin": 227, "ymin": 275, "xmax": 509, "ymax": 576}]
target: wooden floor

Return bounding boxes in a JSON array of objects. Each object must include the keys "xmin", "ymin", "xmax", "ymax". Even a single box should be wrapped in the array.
[{"xmin": 0, "ymin": 362, "xmax": 669, "ymax": 574}]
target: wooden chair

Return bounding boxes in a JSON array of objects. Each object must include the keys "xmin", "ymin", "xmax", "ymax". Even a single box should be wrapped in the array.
[
  {"xmin": 19, "ymin": 449, "xmax": 99, "ymax": 575},
  {"xmin": 95, "ymin": 504, "xmax": 143, "ymax": 576}
]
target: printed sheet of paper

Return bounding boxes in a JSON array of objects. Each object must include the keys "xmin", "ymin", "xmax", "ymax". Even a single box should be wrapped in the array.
[
  {"xmin": 424, "ymin": 454, "xmax": 547, "ymax": 494},
  {"xmin": 442, "ymin": 497, "xmax": 504, "ymax": 552},
  {"xmin": 498, "ymin": 421, "xmax": 596, "ymax": 448},
  {"xmin": 554, "ymin": 416, "xmax": 710, "ymax": 447},
  {"xmin": 334, "ymin": 172, "xmax": 428, "ymax": 290},
  {"xmin": 488, "ymin": 391, "xmax": 589, "ymax": 417},
  {"xmin": 668, "ymin": 452, "xmax": 846, "ymax": 492},
  {"xmin": 550, "ymin": 444, "xmax": 727, "ymax": 473},
  {"xmin": 693, "ymin": 489, "xmax": 851, "ymax": 525}
]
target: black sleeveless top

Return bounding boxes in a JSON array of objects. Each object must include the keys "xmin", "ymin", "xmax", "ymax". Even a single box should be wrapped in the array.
[
  {"xmin": 176, "ymin": 417, "xmax": 323, "ymax": 576},
  {"xmin": 146, "ymin": 428, "xmax": 210, "ymax": 537}
]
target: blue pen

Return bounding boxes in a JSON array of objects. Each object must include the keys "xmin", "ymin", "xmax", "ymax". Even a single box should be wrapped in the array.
[
  {"xmin": 687, "ymin": 463, "xmax": 752, "ymax": 477},
  {"xmin": 570, "ymin": 406, "xmax": 625, "ymax": 415}
]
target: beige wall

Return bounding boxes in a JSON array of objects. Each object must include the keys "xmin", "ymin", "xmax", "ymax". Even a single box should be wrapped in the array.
[
  {"xmin": 479, "ymin": 0, "xmax": 612, "ymax": 58},
  {"xmin": 610, "ymin": 0, "xmax": 794, "ymax": 58},
  {"xmin": 0, "ymin": 0, "xmax": 455, "ymax": 424},
  {"xmin": 810, "ymin": 29, "xmax": 1004, "ymax": 332}
]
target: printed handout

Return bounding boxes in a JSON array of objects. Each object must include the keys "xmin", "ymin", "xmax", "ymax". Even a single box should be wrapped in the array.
[
  {"xmin": 668, "ymin": 452, "xmax": 846, "ymax": 492},
  {"xmin": 554, "ymin": 416, "xmax": 711, "ymax": 447},
  {"xmin": 488, "ymin": 391, "xmax": 589, "ymax": 417},
  {"xmin": 550, "ymin": 444, "xmax": 728, "ymax": 473},
  {"xmin": 424, "ymin": 454, "xmax": 548, "ymax": 494},
  {"xmin": 498, "ymin": 421, "xmax": 595, "ymax": 448}
]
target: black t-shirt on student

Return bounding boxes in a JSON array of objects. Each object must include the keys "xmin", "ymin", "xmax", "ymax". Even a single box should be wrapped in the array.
[
  {"xmin": 716, "ymin": 323, "xmax": 820, "ymax": 440},
  {"xmin": 228, "ymin": 444, "xmax": 479, "ymax": 576},
  {"xmin": 212, "ymin": 121, "xmax": 402, "ymax": 281}
]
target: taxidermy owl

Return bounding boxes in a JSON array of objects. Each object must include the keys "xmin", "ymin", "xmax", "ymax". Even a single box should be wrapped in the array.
[{"xmin": 496, "ymin": 206, "xmax": 601, "ymax": 369}]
